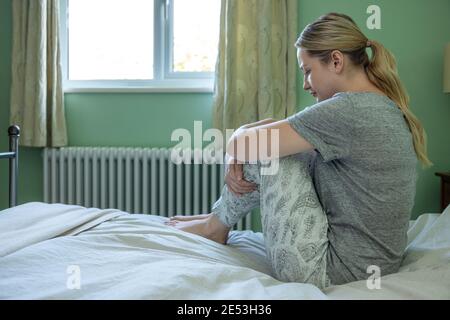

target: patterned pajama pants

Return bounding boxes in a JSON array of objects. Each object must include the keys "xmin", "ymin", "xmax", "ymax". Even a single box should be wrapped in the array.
[{"xmin": 212, "ymin": 155, "xmax": 331, "ymax": 289}]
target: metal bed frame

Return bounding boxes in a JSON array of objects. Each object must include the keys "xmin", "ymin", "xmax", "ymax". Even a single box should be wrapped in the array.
[{"xmin": 0, "ymin": 125, "xmax": 20, "ymax": 208}]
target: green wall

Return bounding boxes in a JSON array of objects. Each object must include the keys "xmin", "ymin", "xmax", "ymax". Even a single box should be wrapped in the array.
[
  {"xmin": 0, "ymin": 0, "xmax": 13, "ymax": 206},
  {"xmin": 1, "ymin": 0, "xmax": 449, "ymax": 230}
]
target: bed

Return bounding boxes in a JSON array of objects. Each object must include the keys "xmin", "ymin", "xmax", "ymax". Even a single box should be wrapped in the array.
[
  {"xmin": 0, "ymin": 202, "xmax": 449, "ymax": 299},
  {"xmin": 1, "ymin": 126, "xmax": 449, "ymax": 299}
]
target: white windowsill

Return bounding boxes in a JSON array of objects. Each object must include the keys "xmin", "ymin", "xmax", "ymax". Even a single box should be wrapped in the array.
[
  {"xmin": 63, "ymin": 79, "xmax": 215, "ymax": 93},
  {"xmin": 64, "ymin": 87, "xmax": 214, "ymax": 93}
]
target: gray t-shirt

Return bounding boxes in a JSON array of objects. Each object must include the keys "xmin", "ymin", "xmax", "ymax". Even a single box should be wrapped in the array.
[{"xmin": 287, "ymin": 92, "xmax": 417, "ymax": 285}]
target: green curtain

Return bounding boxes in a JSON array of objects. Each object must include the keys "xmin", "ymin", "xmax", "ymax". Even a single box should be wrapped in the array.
[
  {"xmin": 10, "ymin": 0, "xmax": 67, "ymax": 147},
  {"xmin": 212, "ymin": 0, "xmax": 298, "ymax": 132}
]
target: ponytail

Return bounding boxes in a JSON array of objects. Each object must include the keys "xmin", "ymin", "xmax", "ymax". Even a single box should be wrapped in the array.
[
  {"xmin": 296, "ymin": 12, "xmax": 432, "ymax": 167},
  {"xmin": 366, "ymin": 40, "xmax": 432, "ymax": 167}
]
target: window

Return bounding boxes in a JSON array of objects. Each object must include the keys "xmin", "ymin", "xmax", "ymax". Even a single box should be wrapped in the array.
[{"xmin": 60, "ymin": 0, "xmax": 221, "ymax": 92}]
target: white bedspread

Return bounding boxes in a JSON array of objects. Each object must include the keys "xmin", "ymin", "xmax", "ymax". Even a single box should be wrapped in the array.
[{"xmin": 0, "ymin": 202, "xmax": 449, "ymax": 299}]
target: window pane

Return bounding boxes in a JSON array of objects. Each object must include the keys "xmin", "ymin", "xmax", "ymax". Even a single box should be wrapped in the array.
[
  {"xmin": 173, "ymin": 0, "xmax": 220, "ymax": 73},
  {"xmin": 68, "ymin": 0, "xmax": 154, "ymax": 80}
]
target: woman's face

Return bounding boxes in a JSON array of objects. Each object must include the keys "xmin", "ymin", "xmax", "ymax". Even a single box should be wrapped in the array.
[{"xmin": 297, "ymin": 48, "xmax": 341, "ymax": 102}]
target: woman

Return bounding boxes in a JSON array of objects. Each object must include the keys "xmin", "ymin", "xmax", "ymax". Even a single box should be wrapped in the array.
[{"xmin": 166, "ymin": 12, "xmax": 431, "ymax": 288}]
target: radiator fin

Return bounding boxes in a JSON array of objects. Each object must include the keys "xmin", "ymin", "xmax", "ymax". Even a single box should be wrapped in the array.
[{"xmin": 43, "ymin": 147, "xmax": 253, "ymax": 230}]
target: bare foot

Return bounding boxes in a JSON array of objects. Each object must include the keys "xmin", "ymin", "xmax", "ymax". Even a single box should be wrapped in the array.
[
  {"xmin": 166, "ymin": 214, "xmax": 230, "ymax": 245},
  {"xmin": 168, "ymin": 213, "xmax": 211, "ymax": 221}
]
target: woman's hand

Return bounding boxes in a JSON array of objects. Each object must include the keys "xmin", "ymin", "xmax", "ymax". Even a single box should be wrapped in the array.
[{"xmin": 224, "ymin": 155, "xmax": 258, "ymax": 197}]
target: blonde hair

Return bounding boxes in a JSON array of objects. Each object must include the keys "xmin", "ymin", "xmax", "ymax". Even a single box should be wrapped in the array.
[{"xmin": 295, "ymin": 13, "xmax": 432, "ymax": 167}]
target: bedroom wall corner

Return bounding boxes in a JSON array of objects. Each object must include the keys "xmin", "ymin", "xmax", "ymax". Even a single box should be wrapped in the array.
[
  {"xmin": 0, "ymin": 0, "xmax": 43, "ymax": 211},
  {"xmin": 0, "ymin": 0, "xmax": 13, "ymax": 210}
]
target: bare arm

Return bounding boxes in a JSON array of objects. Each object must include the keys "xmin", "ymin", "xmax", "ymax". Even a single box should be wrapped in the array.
[
  {"xmin": 240, "ymin": 118, "xmax": 277, "ymax": 129},
  {"xmin": 226, "ymin": 119, "xmax": 314, "ymax": 163}
]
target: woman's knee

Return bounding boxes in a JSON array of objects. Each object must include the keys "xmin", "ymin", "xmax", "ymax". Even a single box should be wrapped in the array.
[{"xmin": 227, "ymin": 155, "xmax": 309, "ymax": 187}]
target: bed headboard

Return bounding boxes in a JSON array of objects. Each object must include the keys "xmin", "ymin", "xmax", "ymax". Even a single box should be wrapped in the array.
[{"xmin": 0, "ymin": 125, "xmax": 20, "ymax": 207}]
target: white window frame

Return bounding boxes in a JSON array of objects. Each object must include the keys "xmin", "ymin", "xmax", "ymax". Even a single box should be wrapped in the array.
[{"xmin": 60, "ymin": 0, "xmax": 216, "ymax": 93}]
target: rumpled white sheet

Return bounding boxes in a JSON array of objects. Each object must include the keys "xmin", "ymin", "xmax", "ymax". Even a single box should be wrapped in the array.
[
  {"xmin": 0, "ymin": 202, "xmax": 324, "ymax": 299},
  {"xmin": 0, "ymin": 202, "xmax": 449, "ymax": 299},
  {"xmin": 0, "ymin": 203, "xmax": 125, "ymax": 257}
]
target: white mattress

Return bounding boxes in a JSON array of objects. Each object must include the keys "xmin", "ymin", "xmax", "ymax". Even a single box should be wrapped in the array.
[{"xmin": 0, "ymin": 202, "xmax": 449, "ymax": 299}]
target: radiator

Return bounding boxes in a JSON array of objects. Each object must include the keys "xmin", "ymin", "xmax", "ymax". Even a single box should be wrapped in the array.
[{"xmin": 43, "ymin": 147, "xmax": 253, "ymax": 230}]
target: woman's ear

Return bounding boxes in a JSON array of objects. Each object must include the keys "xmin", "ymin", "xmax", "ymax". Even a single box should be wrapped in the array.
[{"xmin": 329, "ymin": 50, "xmax": 344, "ymax": 73}]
